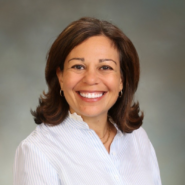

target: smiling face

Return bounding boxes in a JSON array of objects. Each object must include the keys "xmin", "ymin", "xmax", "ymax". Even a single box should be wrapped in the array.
[{"xmin": 56, "ymin": 35, "xmax": 123, "ymax": 121}]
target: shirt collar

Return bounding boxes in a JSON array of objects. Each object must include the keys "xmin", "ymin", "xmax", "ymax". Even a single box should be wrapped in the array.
[
  {"xmin": 67, "ymin": 111, "xmax": 123, "ymax": 136},
  {"xmin": 67, "ymin": 111, "xmax": 90, "ymax": 129},
  {"xmin": 68, "ymin": 111, "xmax": 84, "ymax": 122}
]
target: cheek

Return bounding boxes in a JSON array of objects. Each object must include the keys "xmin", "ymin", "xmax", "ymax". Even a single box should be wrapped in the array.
[
  {"xmin": 106, "ymin": 75, "xmax": 122, "ymax": 90},
  {"xmin": 62, "ymin": 73, "xmax": 80, "ymax": 90}
]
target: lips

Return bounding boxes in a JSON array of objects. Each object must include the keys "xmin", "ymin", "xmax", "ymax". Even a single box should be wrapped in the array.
[
  {"xmin": 77, "ymin": 91, "xmax": 106, "ymax": 99},
  {"xmin": 80, "ymin": 92, "xmax": 103, "ymax": 98}
]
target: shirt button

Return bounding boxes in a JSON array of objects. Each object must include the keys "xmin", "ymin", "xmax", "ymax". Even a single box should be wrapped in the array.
[
  {"xmin": 111, "ymin": 151, "xmax": 116, "ymax": 156},
  {"xmin": 114, "ymin": 175, "xmax": 119, "ymax": 180}
]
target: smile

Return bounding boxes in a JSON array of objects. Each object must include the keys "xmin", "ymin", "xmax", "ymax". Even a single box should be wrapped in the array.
[{"xmin": 79, "ymin": 92, "xmax": 104, "ymax": 99}]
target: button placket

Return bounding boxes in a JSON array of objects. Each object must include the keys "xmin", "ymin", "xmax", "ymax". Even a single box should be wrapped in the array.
[
  {"xmin": 112, "ymin": 173, "xmax": 123, "ymax": 184},
  {"xmin": 111, "ymin": 151, "xmax": 116, "ymax": 156}
]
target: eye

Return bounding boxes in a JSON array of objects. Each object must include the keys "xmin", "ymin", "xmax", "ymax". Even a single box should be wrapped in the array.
[
  {"xmin": 100, "ymin": 65, "xmax": 113, "ymax": 70},
  {"xmin": 72, "ymin": 65, "xmax": 85, "ymax": 70}
]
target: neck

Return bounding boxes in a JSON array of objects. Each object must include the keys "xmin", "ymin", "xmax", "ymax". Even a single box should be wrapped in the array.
[{"xmin": 82, "ymin": 114, "xmax": 109, "ymax": 138}]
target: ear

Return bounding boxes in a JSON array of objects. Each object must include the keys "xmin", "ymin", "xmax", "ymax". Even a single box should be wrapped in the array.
[{"xmin": 56, "ymin": 67, "xmax": 63, "ymax": 89}]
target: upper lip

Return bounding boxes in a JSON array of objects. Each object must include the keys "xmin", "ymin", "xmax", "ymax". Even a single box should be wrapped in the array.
[
  {"xmin": 77, "ymin": 91, "xmax": 107, "ymax": 96},
  {"xmin": 77, "ymin": 91, "xmax": 107, "ymax": 95},
  {"xmin": 76, "ymin": 90, "xmax": 107, "ymax": 93}
]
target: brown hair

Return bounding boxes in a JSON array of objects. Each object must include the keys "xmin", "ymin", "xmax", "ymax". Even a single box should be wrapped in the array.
[{"xmin": 31, "ymin": 17, "xmax": 143, "ymax": 133}]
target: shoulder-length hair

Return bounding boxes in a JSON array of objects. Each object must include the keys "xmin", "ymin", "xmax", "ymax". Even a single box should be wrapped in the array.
[{"xmin": 31, "ymin": 17, "xmax": 143, "ymax": 133}]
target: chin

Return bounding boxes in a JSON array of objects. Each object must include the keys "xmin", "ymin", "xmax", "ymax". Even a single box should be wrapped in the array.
[{"xmin": 78, "ymin": 109, "xmax": 107, "ymax": 119}]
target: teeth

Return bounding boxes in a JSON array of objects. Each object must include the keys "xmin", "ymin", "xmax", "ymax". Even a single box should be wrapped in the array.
[{"xmin": 80, "ymin": 92, "xmax": 103, "ymax": 98}]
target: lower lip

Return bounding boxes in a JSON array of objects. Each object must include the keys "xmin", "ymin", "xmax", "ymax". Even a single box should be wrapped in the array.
[{"xmin": 76, "ymin": 92, "xmax": 106, "ymax": 102}]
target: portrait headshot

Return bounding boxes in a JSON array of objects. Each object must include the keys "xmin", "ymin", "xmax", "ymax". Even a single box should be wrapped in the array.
[{"xmin": 0, "ymin": 1, "xmax": 184, "ymax": 185}]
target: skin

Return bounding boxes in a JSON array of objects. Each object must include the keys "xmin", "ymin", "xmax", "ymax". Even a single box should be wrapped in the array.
[{"xmin": 56, "ymin": 35, "xmax": 123, "ymax": 152}]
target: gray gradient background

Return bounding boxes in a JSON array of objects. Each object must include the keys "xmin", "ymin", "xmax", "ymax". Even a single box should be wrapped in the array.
[{"xmin": 0, "ymin": 0, "xmax": 184, "ymax": 184}]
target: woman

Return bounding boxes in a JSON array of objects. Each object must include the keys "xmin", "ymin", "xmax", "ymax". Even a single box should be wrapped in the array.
[{"xmin": 14, "ymin": 17, "xmax": 162, "ymax": 185}]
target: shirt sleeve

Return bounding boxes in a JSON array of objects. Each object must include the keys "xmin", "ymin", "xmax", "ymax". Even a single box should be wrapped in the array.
[
  {"xmin": 149, "ymin": 141, "xmax": 162, "ymax": 185},
  {"xmin": 138, "ymin": 127, "xmax": 162, "ymax": 185},
  {"xmin": 13, "ymin": 141, "xmax": 60, "ymax": 185},
  {"xmin": 134, "ymin": 127, "xmax": 162, "ymax": 185}
]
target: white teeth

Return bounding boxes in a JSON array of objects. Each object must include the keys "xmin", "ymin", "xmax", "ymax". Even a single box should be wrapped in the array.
[{"xmin": 80, "ymin": 92, "xmax": 103, "ymax": 98}]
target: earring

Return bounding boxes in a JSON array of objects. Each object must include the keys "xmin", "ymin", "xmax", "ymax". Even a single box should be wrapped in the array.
[
  {"xmin": 119, "ymin": 90, "xmax": 123, "ymax": 98},
  {"xmin": 60, "ymin": 89, "xmax": 63, "ymax": 97}
]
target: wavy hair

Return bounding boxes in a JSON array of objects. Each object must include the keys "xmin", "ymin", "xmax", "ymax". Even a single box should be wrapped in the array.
[{"xmin": 31, "ymin": 17, "xmax": 143, "ymax": 133}]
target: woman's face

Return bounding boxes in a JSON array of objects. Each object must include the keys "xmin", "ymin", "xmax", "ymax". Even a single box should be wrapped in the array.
[{"xmin": 57, "ymin": 35, "xmax": 123, "ymax": 120}]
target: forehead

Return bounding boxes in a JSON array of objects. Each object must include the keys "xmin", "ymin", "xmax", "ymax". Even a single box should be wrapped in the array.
[{"xmin": 65, "ymin": 36, "xmax": 119, "ymax": 60}]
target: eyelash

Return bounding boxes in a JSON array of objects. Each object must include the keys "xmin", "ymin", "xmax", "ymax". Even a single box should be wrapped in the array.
[
  {"xmin": 71, "ymin": 65, "xmax": 113, "ymax": 70},
  {"xmin": 100, "ymin": 65, "xmax": 113, "ymax": 70},
  {"xmin": 71, "ymin": 65, "xmax": 85, "ymax": 70}
]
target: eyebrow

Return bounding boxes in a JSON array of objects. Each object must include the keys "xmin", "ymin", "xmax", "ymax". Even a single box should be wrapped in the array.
[
  {"xmin": 68, "ymin": 58, "xmax": 84, "ymax": 63},
  {"xmin": 68, "ymin": 57, "xmax": 117, "ymax": 65},
  {"xmin": 99, "ymin": 59, "xmax": 117, "ymax": 65}
]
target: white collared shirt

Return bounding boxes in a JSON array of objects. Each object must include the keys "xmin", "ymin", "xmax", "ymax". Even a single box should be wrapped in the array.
[{"xmin": 13, "ymin": 112, "xmax": 162, "ymax": 185}]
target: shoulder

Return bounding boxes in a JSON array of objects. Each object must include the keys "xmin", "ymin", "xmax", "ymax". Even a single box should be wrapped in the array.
[
  {"xmin": 15, "ymin": 123, "xmax": 51, "ymax": 157},
  {"xmin": 130, "ymin": 127, "xmax": 153, "ymax": 153},
  {"xmin": 19, "ymin": 124, "xmax": 45, "ymax": 144},
  {"xmin": 15, "ymin": 126, "xmax": 45, "ymax": 160},
  {"xmin": 18, "ymin": 121, "xmax": 63, "ymax": 146},
  {"xmin": 132, "ymin": 126, "xmax": 150, "ymax": 142},
  {"xmin": 14, "ymin": 126, "xmax": 59, "ymax": 185},
  {"xmin": 15, "ymin": 120, "xmax": 70, "ymax": 162},
  {"xmin": 132, "ymin": 128, "xmax": 162, "ymax": 184}
]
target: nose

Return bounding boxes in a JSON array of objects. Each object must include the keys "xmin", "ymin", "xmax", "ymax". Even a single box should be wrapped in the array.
[{"xmin": 82, "ymin": 68, "xmax": 99, "ymax": 85}]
